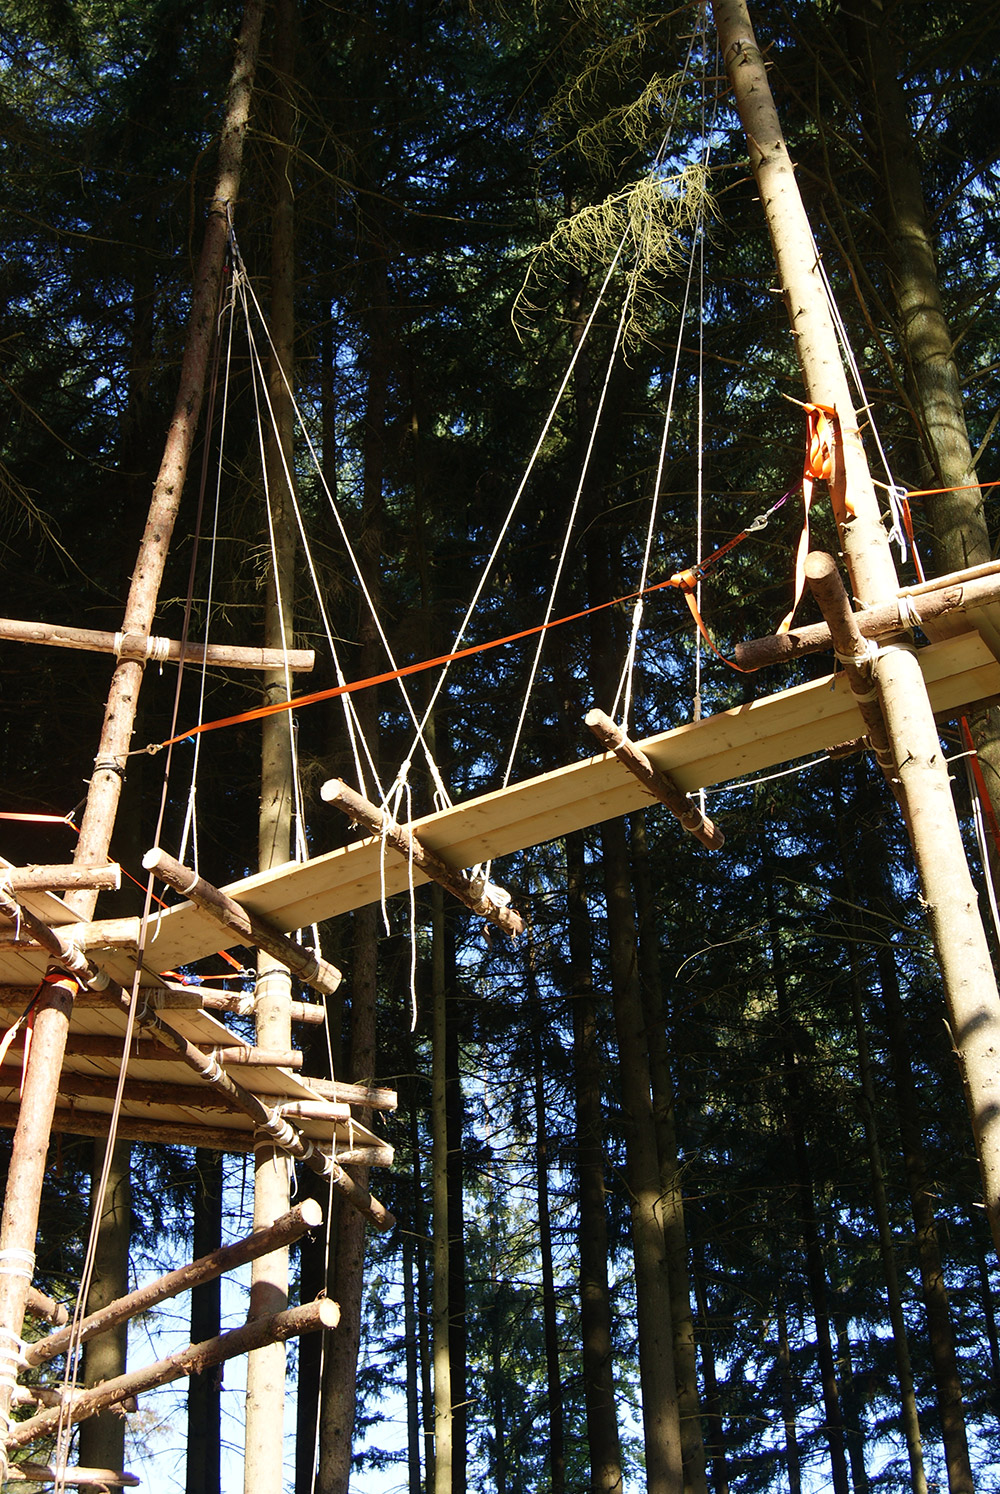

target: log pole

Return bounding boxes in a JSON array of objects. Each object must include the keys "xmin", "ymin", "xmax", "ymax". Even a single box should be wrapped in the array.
[
  {"xmin": 0, "ymin": 616, "xmax": 313, "ymax": 673},
  {"xmin": 320, "ymin": 778, "xmax": 524, "ymax": 938},
  {"xmin": 735, "ymin": 565, "xmax": 1000, "ymax": 670},
  {"xmin": 0, "ymin": 986, "xmax": 327, "ymax": 1028},
  {"xmin": 0, "ymin": 1104, "xmax": 393, "ymax": 1165},
  {"xmin": 0, "ymin": 1035, "xmax": 303, "ymax": 1068},
  {"xmin": 7, "ymin": 1298, "xmax": 341, "ymax": 1450},
  {"xmin": 141, "ymin": 849, "xmax": 342, "ymax": 996},
  {"xmin": 584, "ymin": 709, "xmax": 725, "ymax": 849},
  {"xmin": 5, "ymin": 1464, "xmax": 140, "ymax": 1487},
  {"xmin": 715, "ymin": 0, "xmax": 1000, "ymax": 1261},
  {"xmin": 0, "ymin": 975, "xmax": 78, "ymax": 1481},
  {"xmin": 24, "ymin": 1286, "xmax": 69, "ymax": 1327},
  {"xmin": 62, "ymin": 0, "xmax": 266, "ymax": 924},
  {"xmin": 804, "ymin": 553, "xmax": 897, "ymax": 782},
  {"xmin": 25, "ymin": 1200, "xmax": 323, "ymax": 1369},
  {"xmin": 1, "ymin": 867, "xmax": 120, "ymax": 894}
]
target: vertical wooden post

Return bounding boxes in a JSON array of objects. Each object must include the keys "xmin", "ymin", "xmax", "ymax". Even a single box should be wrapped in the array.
[
  {"xmin": 712, "ymin": 0, "xmax": 1000, "ymax": 1263},
  {"xmin": 245, "ymin": 2, "xmax": 297, "ymax": 1487},
  {"xmin": 0, "ymin": 7, "xmax": 264, "ymax": 1485},
  {"xmin": 0, "ymin": 976, "xmax": 77, "ymax": 1483},
  {"xmin": 61, "ymin": 0, "xmax": 266, "ymax": 918}
]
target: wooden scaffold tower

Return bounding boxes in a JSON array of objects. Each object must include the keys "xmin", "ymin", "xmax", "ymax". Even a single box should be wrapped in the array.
[{"xmin": 2, "ymin": 0, "xmax": 1000, "ymax": 1489}]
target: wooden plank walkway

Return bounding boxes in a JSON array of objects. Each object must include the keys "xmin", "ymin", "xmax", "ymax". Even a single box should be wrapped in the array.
[{"xmin": 29, "ymin": 627, "xmax": 995, "ymax": 983}]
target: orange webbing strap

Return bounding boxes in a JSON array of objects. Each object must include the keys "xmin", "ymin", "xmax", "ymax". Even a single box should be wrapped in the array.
[
  {"xmin": 778, "ymin": 402, "xmax": 840, "ymax": 635},
  {"xmin": 960, "ymin": 716, "xmax": 1000, "ymax": 861},
  {"xmin": 668, "ymin": 568, "xmax": 751, "ymax": 674}
]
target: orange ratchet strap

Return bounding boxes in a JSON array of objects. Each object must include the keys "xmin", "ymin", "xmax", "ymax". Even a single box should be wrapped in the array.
[
  {"xmin": 778, "ymin": 401, "xmax": 840, "ymax": 634},
  {"xmin": 666, "ymin": 486, "xmax": 794, "ymax": 673}
]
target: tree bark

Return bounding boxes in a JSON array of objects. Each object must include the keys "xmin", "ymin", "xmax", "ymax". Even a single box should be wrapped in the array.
[
  {"xmin": 767, "ymin": 873, "xmax": 850, "ymax": 1494},
  {"xmin": 844, "ymin": 957, "xmax": 927, "ymax": 1494},
  {"xmin": 847, "ymin": 0, "xmax": 1000, "ymax": 854},
  {"xmin": 78, "ymin": 1139, "xmax": 132, "ymax": 1475},
  {"xmin": 775, "ymin": 1278, "xmax": 802, "ymax": 1494},
  {"xmin": 318, "ymin": 904, "xmax": 377, "ymax": 1494},
  {"xmin": 876, "ymin": 946, "xmax": 974, "ymax": 1494},
  {"xmin": 565, "ymin": 831, "xmax": 623, "ymax": 1494},
  {"xmin": 526, "ymin": 927, "xmax": 566, "ymax": 1494},
  {"xmin": 430, "ymin": 887, "xmax": 453, "ymax": 1494},
  {"xmin": 630, "ymin": 814, "xmax": 707, "ymax": 1494},
  {"xmin": 599, "ymin": 815, "xmax": 683, "ymax": 1494},
  {"xmin": 187, "ymin": 1151, "xmax": 223, "ymax": 1494}
]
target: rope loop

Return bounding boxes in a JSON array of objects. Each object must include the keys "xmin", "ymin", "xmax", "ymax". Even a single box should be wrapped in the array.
[{"xmin": 898, "ymin": 594, "xmax": 924, "ymax": 630}]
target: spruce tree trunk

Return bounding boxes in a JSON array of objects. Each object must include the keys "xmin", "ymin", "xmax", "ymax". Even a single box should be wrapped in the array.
[
  {"xmin": 767, "ymin": 876, "xmax": 850, "ymax": 1494},
  {"xmin": 847, "ymin": 1, "xmax": 1000, "ymax": 834},
  {"xmin": 565, "ymin": 831, "xmax": 623, "ymax": 1494},
  {"xmin": 409, "ymin": 1101, "xmax": 435, "ymax": 1493},
  {"xmin": 318, "ymin": 906, "xmax": 377, "ymax": 1494},
  {"xmin": 775, "ymin": 1280, "xmax": 802, "ymax": 1494},
  {"xmin": 845, "ymin": 959, "xmax": 927, "ymax": 1494},
  {"xmin": 444, "ymin": 919, "xmax": 468, "ymax": 1494},
  {"xmin": 318, "ymin": 166, "xmax": 390, "ymax": 1491},
  {"xmin": 832, "ymin": 1312, "xmax": 869, "ymax": 1494},
  {"xmin": 430, "ymin": 887, "xmax": 453, "ymax": 1494},
  {"xmin": 691, "ymin": 1261, "xmax": 730, "ymax": 1494},
  {"xmin": 875, "ymin": 947, "xmax": 974, "ymax": 1494},
  {"xmin": 245, "ymin": 3, "xmax": 297, "ymax": 1478},
  {"xmin": 187, "ymin": 1150, "xmax": 223, "ymax": 1494},
  {"xmin": 403, "ymin": 1215, "xmax": 422, "ymax": 1494},
  {"xmin": 78, "ymin": 1139, "xmax": 131, "ymax": 1474},
  {"xmin": 599, "ymin": 815, "xmax": 684, "ymax": 1494},
  {"xmin": 630, "ymin": 815, "xmax": 707, "ymax": 1494},
  {"xmin": 530, "ymin": 987, "xmax": 567, "ymax": 1494}
]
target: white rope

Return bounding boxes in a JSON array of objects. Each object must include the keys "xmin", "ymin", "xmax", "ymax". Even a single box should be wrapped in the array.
[
  {"xmin": 812, "ymin": 235, "xmax": 910, "ymax": 562},
  {"xmin": 616, "ymin": 11, "xmax": 719, "ymax": 734},
  {"xmin": 178, "ymin": 280, "xmax": 236, "ymax": 872},
  {"xmin": 964, "ymin": 755, "xmax": 1000, "ymax": 951},
  {"xmin": 705, "ymin": 753, "xmax": 830, "ymax": 797},
  {"xmin": 235, "ymin": 257, "xmax": 421, "ymax": 804}
]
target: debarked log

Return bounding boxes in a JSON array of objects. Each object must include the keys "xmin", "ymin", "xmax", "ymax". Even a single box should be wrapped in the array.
[
  {"xmin": 734, "ymin": 562, "xmax": 1000, "ymax": 670},
  {"xmin": 0, "ymin": 986, "xmax": 327, "ymax": 1028},
  {"xmin": 6, "ymin": 1462, "xmax": 140, "ymax": 1487},
  {"xmin": 141, "ymin": 849, "xmax": 342, "ymax": 996},
  {"xmin": 0, "ymin": 1034, "xmax": 302, "ymax": 1069},
  {"xmin": 584, "ymin": 709, "xmax": 724, "ymax": 849},
  {"xmin": 8, "ymin": 1297, "xmax": 340, "ymax": 1448},
  {"xmin": 0, "ymin": 866, "xmax": 120, "ymax": 893},
  {"xmin": 26, "ymin": 1200, "xmax": 323, "ymax": 1368},
  {"xmin": 24, "ymin": 1286, "xmax": 68, "ymax": 1327},
  {"xmin": 804, "ymin": 552, "xmax": 897, "ymax": 786},
  {"xmin": 0, "ymin": 1102, "xmax": 392, "ymax": 1163},
  {"xmin": 0, "ymin": 615, "xmax": 314, "ymax": 673},
  {"xmin": 320, "ymin": 778, "xmax": 524, "ymax": 939}
]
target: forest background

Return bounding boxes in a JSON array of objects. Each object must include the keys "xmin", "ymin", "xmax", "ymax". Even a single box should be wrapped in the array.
[{"xmin": 1, "ymin": 1, "xmax": 1000, "ymax": 1492}]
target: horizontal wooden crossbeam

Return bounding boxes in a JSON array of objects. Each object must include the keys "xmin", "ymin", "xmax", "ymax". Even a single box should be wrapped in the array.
[{"xmin": 0, "ymin": 615, "xmax": 315, "ymax": 672}]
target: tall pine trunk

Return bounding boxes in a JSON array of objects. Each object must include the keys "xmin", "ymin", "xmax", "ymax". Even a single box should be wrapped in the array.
[
  {"xmin": 630, "ymin": 815, "xmax": 707, "ymax": 1494},
  {"xmin": 875, "ymin": 946, "xmax": 974, "ymax": 1494},
  {"xmin": 566, "ymin": 830, "xmax": 623, "ymax": 1493},
  {"xmin": 187, "ymin": 1150, "xmax": 223, "ymax": 1494}
]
